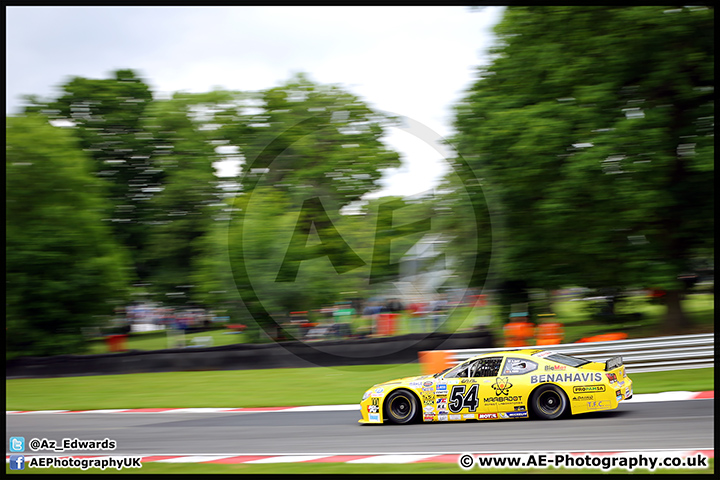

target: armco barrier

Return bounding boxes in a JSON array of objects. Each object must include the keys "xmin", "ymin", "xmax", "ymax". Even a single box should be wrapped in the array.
[{"xmin": 419, "ymin": 333, "xmax": 714, "ymax": 374}]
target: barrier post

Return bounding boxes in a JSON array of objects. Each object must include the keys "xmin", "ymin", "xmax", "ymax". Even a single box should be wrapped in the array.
[{"xmin": 105, "ymin": 334, "xmax": 127, "ymax": 352}]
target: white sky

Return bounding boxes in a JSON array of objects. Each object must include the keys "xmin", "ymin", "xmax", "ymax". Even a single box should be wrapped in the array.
[{"xmin": 5, "ymin": 6, "xmax": 505, "ymax": 198}]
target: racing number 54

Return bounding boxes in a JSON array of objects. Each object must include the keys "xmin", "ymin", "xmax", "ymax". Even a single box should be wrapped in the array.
[{"xmin": 448, "ymin": 384, "xmax": 479, "ymax": 413}]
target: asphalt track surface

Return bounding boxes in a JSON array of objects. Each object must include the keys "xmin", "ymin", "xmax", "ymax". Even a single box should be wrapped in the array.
[{"xmin": 6, "ymin": 399, "xmax": 713, "ymax": 456}]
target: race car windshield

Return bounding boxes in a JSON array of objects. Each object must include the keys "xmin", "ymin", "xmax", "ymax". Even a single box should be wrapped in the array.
[
  {"xmin": 544, "ymin": 353, "xmax": 592, "ymax": 367},
  {"xmin": 441, "ymin": 362, "xmax": 471, "ymax": 378}
]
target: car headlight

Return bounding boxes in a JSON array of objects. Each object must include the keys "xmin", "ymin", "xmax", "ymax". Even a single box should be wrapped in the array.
[{"xmin": 362, "ymin": 390, "xmax": 371, "ymax": 401}]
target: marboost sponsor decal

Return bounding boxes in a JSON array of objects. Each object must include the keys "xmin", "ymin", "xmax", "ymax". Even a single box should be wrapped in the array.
[
  {"xmin": 484, "ymin": 395, "xmax": 524, "ymax": 404},
  {"xmin": 573, "ymin": 385, "xmax": 606, "ymax": 393},
  {"xmin": 491, "ymin": 377, "xmax": 513, "ymax": 396},
  {"xmin": 530, "ymin": 372, "xmax": 602, "ymax": 384}
]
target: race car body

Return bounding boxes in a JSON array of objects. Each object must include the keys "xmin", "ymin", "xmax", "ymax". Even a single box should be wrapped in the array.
[{"xmin": 359, "ymin": 349, "xmax": 633, "ymax": 424}]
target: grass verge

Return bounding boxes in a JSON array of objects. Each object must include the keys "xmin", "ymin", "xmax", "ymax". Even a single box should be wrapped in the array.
[{"xmin": 6, "ymin": 365, "xmax": 713, "ymax": 411}]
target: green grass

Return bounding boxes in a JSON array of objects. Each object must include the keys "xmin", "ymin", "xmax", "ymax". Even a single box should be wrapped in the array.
[
  {"xmin": 6, "ymin": 364, "xmax": 418, "ymax": 411},
  {"xmin": 628, "ymin": 367, "xmax": 714, "ymax": 394},
  {"xmin": 5, "ymin": 459, "xmax": 714, "ymax": 475},
  {"xmin": 6, "ymin": 365, "xmax": 713, "ymax": 412}
]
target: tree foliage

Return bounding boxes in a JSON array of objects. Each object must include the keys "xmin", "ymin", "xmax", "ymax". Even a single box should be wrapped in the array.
[
  {"xmin": 452, "ymin": 6, "xmax": 714, "ymax": 331},
  {"xmin": 193, "ymin": 75, "xmax": 409, "ymax": 332},
  {"xmin": 219, "ymin": 73, "xmax": 401, "ymax": 209},
  {"xmin": 6, "ymin": 115, "xmax": 132, "ymax": 358},
  {"xmin": 140, "ymin": 92, "xmax": 232, "ymax": 303},
  {"xmin": 25, "ymin": 70, "xmax": 158, "ymax": 280}
]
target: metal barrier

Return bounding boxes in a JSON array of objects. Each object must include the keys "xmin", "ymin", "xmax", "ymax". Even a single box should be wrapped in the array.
[{"xmin": 442, "ymin": 333, "xmax": 714, "ymax": 374}]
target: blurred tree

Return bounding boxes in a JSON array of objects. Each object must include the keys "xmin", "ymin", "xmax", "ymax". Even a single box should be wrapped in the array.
[
  {"xmin": 140, "ymin": 91, "xmax": 233, "ymax": 304},
  {"xmin": 219, "ymin": 73, "xmax": 401, "ymax": 208},
  {"xmin": 433, "ymin": 162, "xmax": 493, "ymax": 292},
  {"xmin": 24, "ymin": 70, "xmax": 157, "ymax": 281},
  {"xmin": 452, "ymin": 6, "xmax": 713, "ymax": 332},
  {"xmin": 190, "ymin": 196, "xmax": 255, "ymax": 336},
  {"xmin": 6, "ymin": 115, "xmax": 132, "ymax": 358},
  {"xmin": 194, "ymin": 75, "xmax": 404, "ymax": 335}
]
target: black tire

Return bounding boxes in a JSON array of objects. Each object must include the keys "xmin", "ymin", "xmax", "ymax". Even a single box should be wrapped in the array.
[
  {"xmin": 385, "ymin": 389, "xmax": 419, "ymax": 425},
  {"xmin": 531, "ymin": 384, "xmax": 568, "ymax": 420}
]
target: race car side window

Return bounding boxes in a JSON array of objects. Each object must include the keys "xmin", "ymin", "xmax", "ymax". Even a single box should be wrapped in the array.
[
  {"xmin": 473, "ymin": 357, "xmax": 503, "ymax": 377},
  {"xmin": 444, "ymin": 357, "xmax": 503, "ymax": 378},
  {"xmin": 502, "ymin": 357, "xmax": 538, "ymax": 375}
]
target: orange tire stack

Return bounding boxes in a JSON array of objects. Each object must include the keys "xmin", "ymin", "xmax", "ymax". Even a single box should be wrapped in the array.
[
  {"xmin": 503, "ymin": 320, "xmax": 535, "ymax": 348},
  {"xmin": 535, "ymin": 316, "xmax": 564, "ymax": 345}
]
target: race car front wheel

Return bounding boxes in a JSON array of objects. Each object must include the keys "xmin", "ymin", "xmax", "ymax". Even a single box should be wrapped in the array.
[
  {"xmin": 385, "ymin": 389, "xmax": 419, "ymax": 425},
  {"xmin": 531, "ymin": 384, "xmax": 568, "ymax": 420}
]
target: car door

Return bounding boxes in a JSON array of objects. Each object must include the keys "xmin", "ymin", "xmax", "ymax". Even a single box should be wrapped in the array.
[
  {"xmin": 491, "ymin": 356, "xmax": 539, "ymax": 418},
  {"xmin": 445, "ymin": 356, "xmax": 503, "ymax": 420}
]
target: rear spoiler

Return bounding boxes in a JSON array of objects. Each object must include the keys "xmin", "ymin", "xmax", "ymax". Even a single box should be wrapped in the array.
[{"xmin": 605, "ymin": 356, "xmax": 623, "ymax": 371}]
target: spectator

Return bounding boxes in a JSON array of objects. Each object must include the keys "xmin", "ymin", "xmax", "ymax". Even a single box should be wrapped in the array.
[
  {"xmin": 385, "ymin": 297, "xmax": 405, "ymax": 313},
  {"xmin": 430, "ymin": 295, "xmax": 448, "ymax": 331}
]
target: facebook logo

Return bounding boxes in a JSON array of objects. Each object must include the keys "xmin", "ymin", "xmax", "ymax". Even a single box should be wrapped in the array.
[
  {"xmin": 9, "ymin": 455, "xmax": 25, "ymax": 470},
  {"xmin": 9, "ymin": 436, "xmax": 25, "ymax": 452}
]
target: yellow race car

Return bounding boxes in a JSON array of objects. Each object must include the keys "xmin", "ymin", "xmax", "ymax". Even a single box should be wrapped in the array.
[{"xmin": 359, "ymin": 349, "xmax": 632, "ymax": 424}]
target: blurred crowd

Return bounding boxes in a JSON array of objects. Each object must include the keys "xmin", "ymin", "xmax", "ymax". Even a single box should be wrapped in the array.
[{"xmin": 112, "ymin": 303, "xmax": 213, "ymax": 333}]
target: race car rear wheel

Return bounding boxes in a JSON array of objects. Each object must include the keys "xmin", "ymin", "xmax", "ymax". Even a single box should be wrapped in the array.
[
  {"xmin": 531, "ymin": 384, "xmax": 568, "ymax": 420},
  {"xmin": 385, "ymin": 389, "xmax": 419, "ymax": 425}
]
